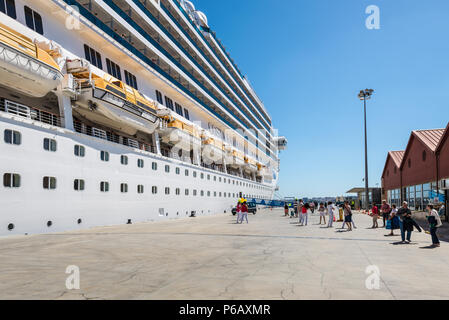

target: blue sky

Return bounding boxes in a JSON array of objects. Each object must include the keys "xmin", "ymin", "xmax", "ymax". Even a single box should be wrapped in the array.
[{"xmin": 193, "ymin": 0, "xmax": 449, "ymax": 198}]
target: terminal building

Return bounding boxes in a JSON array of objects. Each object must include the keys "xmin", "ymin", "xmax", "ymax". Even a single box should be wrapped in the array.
[{"xmin": 381, "ymin": 122, "xmax": 449, "ymax": 213}]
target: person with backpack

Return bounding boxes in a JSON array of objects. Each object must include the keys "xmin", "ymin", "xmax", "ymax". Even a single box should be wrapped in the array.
[{"xmin": 426, "ymin": 204, "xmax": 442, "ymax": 247}]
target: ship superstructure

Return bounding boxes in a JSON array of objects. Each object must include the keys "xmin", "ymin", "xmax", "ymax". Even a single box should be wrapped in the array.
[{"xmin": 0, "ymin": 0, "xmax": 287, "ymax": 236}]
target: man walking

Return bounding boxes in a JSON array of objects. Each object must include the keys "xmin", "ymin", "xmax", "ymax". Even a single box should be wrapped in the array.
[
  {"xmin": 380, "ymin": 200, "xmax": 391, "ymax": 228},
  {"xmin": 327, "ymin": 201, "xmax": 335, "ymax": 228},
  {"xmin": 397, "ymin": 201, "xmax": 411, "ymax": 243}
]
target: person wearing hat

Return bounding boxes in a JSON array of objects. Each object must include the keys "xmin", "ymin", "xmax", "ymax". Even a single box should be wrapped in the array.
[
  {"xmin": 239, "ymin": 199, "xmax": 249, "ymax": 224},
  {"xmin": 236, "ymin": 199, "xmax": 243, "ymax": 223},
  {"xmin": 397, "ymin": 201, "xmax": 411, "ymax": 243}
]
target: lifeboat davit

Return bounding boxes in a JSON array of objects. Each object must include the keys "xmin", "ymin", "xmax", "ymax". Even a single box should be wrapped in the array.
[
  {"xmin": 226, "ymin": 147, "xmax": 245, "ymax": 169},
  {"xmin": 67, "ymin": 59, "xmax": 159, "ymax": 136},
  {"xmin": 244, "ymin": 156, "xmax": 258, "ymax": 173},
  {"xmin": 0, "ymin": 22, "xmax": 63, "ymax": 97},
  {"xmin": 157, "ymin": 109, "xmax": 201, "ymax": 152}
]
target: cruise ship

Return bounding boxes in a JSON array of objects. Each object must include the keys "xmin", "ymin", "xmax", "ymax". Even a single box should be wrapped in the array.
[{"xmin": 0, "ymin": 0, "xmax": 287, "ymax": 236}]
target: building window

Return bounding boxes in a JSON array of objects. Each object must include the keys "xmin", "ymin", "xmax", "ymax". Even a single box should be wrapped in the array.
[
  {"xmin": 408, "ymin": 158, "xmax": 411, "ymax": 168},
  {"xmin": 4, "ymin": 129, "xmax": 21, "ymax": 145},
  {"xmin": 156, "ymin": 90, "xmax": 163, "ymax": 104},
  {"xmin": 83, "ymin": 44, "xmax": 102, "ymax": 69},
  {"xmin": 152, "ymin": 162, "xmax": 157, "ymax": 170},
  {"xmin": 43, "ymin": 176, "xmax": 56, "ymax": 190},
  {"xmin": 24, "ymin": 6, "xmax": 43, "ymax": 34},
  {"xmin": 43, "ymin": 138, "xmax": 57, "ymax": 152},
  {"xmin": 3, "ymin": 173, "xmax": 20, "ymax": 188},
  {"xmin": 422, "ymin": 150, "xmax": 427, "ymax": 162},
  {"xmin": 164, "ymin": 96, "xmax": 174, "ymax": 110},
  {"xmin": 100, "ymin": 181, "xmax": 110, "ymax": 192},
  {"xmin": 165, "ymin": 187, "xmax": 170, "ymax": 195},
  {"xmin": 100, "ymin": 151, "xmax": 109, "ymax": 162},
  {"xmin": 74, "ymin": 145, "xmax": 85, "ymax": 157},
  {"xmin": 152, "ymin": 186, "xmax": 158, "ymax": 194},
  {"xmin": 394, "ymin": 167, "xmax": 397, "ymax": 174},
  {"xmin": 175, "ymin": 167, "xmax": 180, "ymax": 175},
  {"xmin": 121, "ymin": 155, "xmax": 128, "ymax": 165},
  {"xmin": 176, "ymin": 188, "xmax": 180, "ymax": 195},
  {"xmin": 184, "ymin": 108, "xmax": 190, "ymax": 120},
  {"xmin": 106, "ymin": 58, "xmax": 121, "ymax": 80},
  {"xmin": 74, "ymin": 179, "xmax": 85, "ymax": 191},
  {"xmin": 165, "ymin": 165, "xmax": 170, "ymax": 173},
  {"xmin": 124, "ymin": 70, "xmax": 138, "ymax": 89},
  {"xmin": 0, "ymin": 0, "xmax": 16, "ymax": 19},
  {"xmin": 137, "ymin": 185, "xmax": 144, "ymax": 194},
  {"xmin": 137, "ymin": 159, "xmax": 144, "ymax": 168},
  {"xmin": 120, "ymin": 183, "xmax": 128, "ymax": 193},
  {"xmin": 175, "ymin": 103, "xmax": 183, "ymax": 116}
]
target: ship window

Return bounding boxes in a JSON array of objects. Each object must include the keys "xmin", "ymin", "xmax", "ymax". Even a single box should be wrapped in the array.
[
  {"xmin": 176, "ymin": 188, "xmax": 180, "ymax": 195},
  {"xmin": 152, "ymin": 162, "xmax": 157, "ymax": 170},
  {"xmin": 185, "ymin": 169, "xmax": 189, "ymax": 176},
  {"xmin": 200, "ymin": 190, "xmax": 204, "ymax": 197},
  {"xmin": 43, "ymin": 176, "xmax": 56, "ymax": 190},
  {"xmin": 207, "ymin": 191, "xmax": 210, "ymax": 197},
  {"xmin": 200, "ymin": 173, "xmax": 204, "ymax": 179},
  {"xmin": 207, "ymin": 174, "xmax": 210, "ymax": 180},
  {"xmin": 165, "ymin": 187, "xmax": 170, "ymax": 195},
  {"xmin": 214, "ymin": 191, "xmax": 217, "ymax": 197},
  {"xmin": 213, "ymin": 176, "xmax": 216, "ymax": 181},
  {"xmin": 84, "ymin": 44, "xmax": 102, "ymax": 69},
  {"xmin": 74, "ymin": 145, "xmax": 85, "ymax": 157},
  {"xmin": 184, "ymin": 109, "xmax": 190, "ymax": 120},
  {"xmin": 156, "ymin": 90, "xmax": 163, "ymax": 104},
  {"xmin": 100, "ymin": 181, "xmax": 109, "ymax": 192},
  {"xmin": 193, "ymin": 189, "xmax": 197, "ymax": 196},
  {"xmin": 24, "ymin": 6, "xmax": 42, "ymax": 34},
  {"xmin": 100, "ymin": 151, "xmax": 109, "ymax": 162},
  {"xmin": 152, "ymin": 186, "xmax": 157, "ymax": 194},
  {"xmin": 3, "ymin": 173, "xmax": 20, "ymax": 188},
  {"xmin": 164, "ymin": 97, "xmax": 174, "ymax": 110},
  {"xmin": 137, "ymin": 159, "xmax": 144, "ymax": 168},
  {"xmin": 185, "ymin": 189, "xmax": 189, "ymax": 196},
  {"xmin": 0, "ymin": 0, "xmax": 16, "ymax": 19},
  {"xmin": 193, "ymin": 171, "xmax": 197, "ymax": 178},
  {"xmin": 121, "ymin": 155, "xmax": 128, "ymax": 165},
  {"xmin": 106, "ymin": 58, "xmax": 122, "ymax": 80},
  {"xmin": 175, "ymin": 103, "xmax": 183, "ymax": 116},
  {"xmin": 120, "ymin": 183, "xmax": 128, "ymax": 193},
  {"xmin": 124, "ymin": 70, "xmax": 138, "ymax": 90},
  {"xmin": 175, "ymin": 167, "xmax": 180, "ymax": 175},
  {"xmin": 4, "ymin": 129, "xmax": 21, "ymax": 145},
  {"xmin": 137, "ymin": 185, "xmax": 144, "ymax": 194},
  {"xmin": 43, "ymin": 138, "xmax": 57, "ymax": 152},
  {"xmin": 74, "ymin": 179, "xmax": 85, "ymax": 191}
]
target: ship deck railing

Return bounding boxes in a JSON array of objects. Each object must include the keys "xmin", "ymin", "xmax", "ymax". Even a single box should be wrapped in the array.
[{"xmin": 0, "ymin": 98, "xmax": 61, "ymax": 127}]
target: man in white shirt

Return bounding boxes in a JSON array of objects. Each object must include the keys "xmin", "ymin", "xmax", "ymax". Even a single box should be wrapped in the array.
[{"xmin": 327, "ymin": 201, "xmax": 335, "ymax": 227}]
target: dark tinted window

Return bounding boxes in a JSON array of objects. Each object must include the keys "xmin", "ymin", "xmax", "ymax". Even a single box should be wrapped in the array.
[
  {"xmin": 1, "ymin": 0, "xmax": 16, "ymax": 19},
  {"xmin": 24, "ymin": 6, "xmax": 43, "ymax": 34}
]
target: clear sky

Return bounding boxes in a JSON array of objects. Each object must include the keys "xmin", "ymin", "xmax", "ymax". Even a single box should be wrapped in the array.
[{"xmin": 193, "ymin": 0, "xmax": 449, "ymax": 198}]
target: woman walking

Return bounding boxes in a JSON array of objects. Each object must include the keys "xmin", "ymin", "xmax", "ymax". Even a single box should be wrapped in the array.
[
  {"xmin": 344, "ymin": 201, "xmax": 353, "ymax": 231},
  {"xmin": 386, "ymin": 204, "xmax": 400, "ymax": 236},
  {"xmin": 239, "ymin": 200, "xmax": 249, "ymax": 224},
  {"xmin": 426, "ymin": 204, "xmax": 442, "ymax": 247},
  {"xmin": 300, "ymin": 202, "xmax": 309, "ymax": 226},
  {"xmin": 318, "ymin": 203, "xmax": 326, "ymax": 225}
]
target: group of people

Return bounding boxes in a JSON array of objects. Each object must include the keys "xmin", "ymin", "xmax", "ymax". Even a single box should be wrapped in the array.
[
  {"xmin": 284, "ymin": 200, "xmax": 355, "ymax": 230},
  {"xmin": 235, "ymin": 198, "xmax": 249, "ymax": 224},
  {"xmin": 283, "ymin": 199, "xmax": 444, "ymax": 247},
  {"xmin": 376, "ymin": 200, "xmax": 443, "ymax": 247}
]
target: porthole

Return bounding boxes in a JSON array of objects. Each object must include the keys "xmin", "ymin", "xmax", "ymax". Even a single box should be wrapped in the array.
[
  {"xmin": 127, "ymin": 219, "xmax": 132, "ymax": 224},
  {"xmin": 77, "ymin": 218, "xmax": 82, "ymax": 224},
  {"xmin": 7, "ymin": 223, "xmax": 14, "ymax": 231},
  {"xmin": 47, "ymin": 221, "xmax": 53, "ymax": 227}
]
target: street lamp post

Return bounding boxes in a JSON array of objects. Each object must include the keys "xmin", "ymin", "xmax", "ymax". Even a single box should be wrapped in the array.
[{"xmin": 358, "ymin": 89, "xmax": 374, "ymax": 211}]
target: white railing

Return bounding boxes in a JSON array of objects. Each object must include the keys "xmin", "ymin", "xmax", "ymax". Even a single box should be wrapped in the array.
[{"xmin": 0, "ymin": 98, "xmax": 61, "ymax": 127}]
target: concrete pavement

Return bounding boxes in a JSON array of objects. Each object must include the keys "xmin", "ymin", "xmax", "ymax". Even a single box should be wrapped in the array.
[{"xmin": 0, "ymin": 208, "xmax": 448, "ymax": 300}]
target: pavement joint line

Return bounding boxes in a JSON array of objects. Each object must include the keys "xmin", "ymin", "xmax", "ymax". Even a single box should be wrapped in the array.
[{"xmin": 21, "ymin": 231, "xmax": 430, "ymax": 243}]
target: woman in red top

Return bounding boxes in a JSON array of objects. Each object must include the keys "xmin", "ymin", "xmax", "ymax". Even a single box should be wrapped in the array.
[
  {"xmin": 239, "ymin": 201, "xmax": 249, "ymax": 224},
  {"xmin": 371, "ymin": 204, "xmax": 379, "ymax": 228}
]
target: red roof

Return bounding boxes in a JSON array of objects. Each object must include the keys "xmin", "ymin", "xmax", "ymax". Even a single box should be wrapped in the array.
[
  {"xmin": 436, "ymin": 122, "xmax": 449, "ymax": 153},
  {"xmin": 389, "ymin": 151, "xmax": 405, "ymax": 167},
  {"xmin": 413, "ymin": 129, "xmax": 445, "ymax": 152}
]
